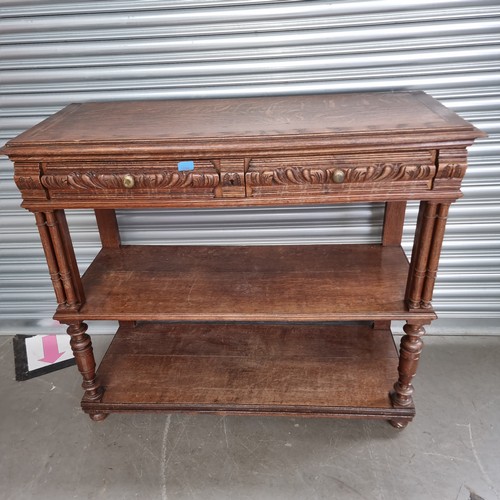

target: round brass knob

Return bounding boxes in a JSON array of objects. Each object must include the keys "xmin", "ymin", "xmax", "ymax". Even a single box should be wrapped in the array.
[
  {"xmin": 123, "ymin": 174, "xmax": 135, "ymax": 189},
  {"xmin": 332, "ymin": 169, "xmax": 345, "ymax": 184}
]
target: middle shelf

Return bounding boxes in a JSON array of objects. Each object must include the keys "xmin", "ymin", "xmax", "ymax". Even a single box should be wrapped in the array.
[{"xmin": 55, "ymin": 244, "xmax": 436, "ymax": 322}]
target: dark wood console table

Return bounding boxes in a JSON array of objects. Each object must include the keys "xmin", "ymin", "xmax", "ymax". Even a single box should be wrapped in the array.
[{"xmin": 2, "ymin": 92, "xmax": 484, "ymax": 427}]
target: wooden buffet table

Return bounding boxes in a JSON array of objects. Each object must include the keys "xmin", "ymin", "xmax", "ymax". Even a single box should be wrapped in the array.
[{"xmin": 2, "ymin": 92, "xmax": 484, "ymax": 427}]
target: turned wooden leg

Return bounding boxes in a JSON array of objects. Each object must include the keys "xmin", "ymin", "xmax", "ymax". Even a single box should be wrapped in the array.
[
  {"xmin": 406, "ymin": 202, "xmax": 438, "ymax": 310},
  {"xmin": 34, "ymin": 210, "xmax": 85, "ymax": 309},
  {"xmin": 421, "ymin": 203, "xmax": 450, "ymax": 309},
  {"xmin": 66, "ymin": 322, "xmax": 107, "ymax": 421},
  {"xmin": 34, "ymin": 212, "xmax": 67, "ymax": 307},
  {"xmin": 389, "ymin": 322, "xmax": 425, "ymax": 428},
  {"xmin": 406, "ymin": 201, "xmax": 451, "ymax": 311}
]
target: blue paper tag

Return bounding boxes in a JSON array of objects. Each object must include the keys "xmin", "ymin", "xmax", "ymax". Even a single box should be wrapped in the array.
[{"xmin": 178, "ymin": 160, "xmax": 195, "ymax": 171}]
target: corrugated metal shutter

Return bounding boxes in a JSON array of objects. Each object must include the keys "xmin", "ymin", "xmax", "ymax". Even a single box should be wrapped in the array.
[{"xmin": 1, "ymin": 0, "xmax": 499, "ymax": 334}]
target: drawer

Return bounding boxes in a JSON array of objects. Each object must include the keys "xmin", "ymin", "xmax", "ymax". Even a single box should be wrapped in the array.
[
  {"xmin": 41, "ymin": 160, "xmax": 223, "ymax": 201},
  {"xmin": 246, "ymin": 151, "xmax": 437, "ymax": 198}
]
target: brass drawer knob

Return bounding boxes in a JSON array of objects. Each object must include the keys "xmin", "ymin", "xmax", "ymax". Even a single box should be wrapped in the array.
[
  {"xmin": 123, "ymin": 174, "xmax": 135, "ymax": 188},
  {"xmin": 332, "ymin": 169, "xmax": 345, "ymax": 184}
]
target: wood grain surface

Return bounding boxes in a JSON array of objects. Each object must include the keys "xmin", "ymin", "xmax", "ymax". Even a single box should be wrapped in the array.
[
  {"xmin": 3, "ymin": 92, "xmax": 484, "ymax": 159},
  {"xmin": 55, "ymin": 244, "xmax": 436, "ymax": 323},
  {"xmin": 3, "ymin": 91, "xmax": 484, "ymax": 423},
  {"xmin": 6, "ymin": 92, "xmax": 474, "ymax": 143},
  {"xmin": 81, "ymin": 322, "xmax": 414, "ymax": 420}
]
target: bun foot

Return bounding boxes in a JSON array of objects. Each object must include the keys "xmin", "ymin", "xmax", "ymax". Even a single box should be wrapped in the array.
[
  {"xmin": 88, "ymin": 412, "xmax": 108, "ymax": 422},
  {"xmin": 388, "ymin": 418, "xmax": 409, "ymax": 429}
]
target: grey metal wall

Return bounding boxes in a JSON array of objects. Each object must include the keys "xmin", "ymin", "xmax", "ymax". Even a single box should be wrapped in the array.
[{"xmin": 1, "ymin": 0, "xmax": 499, "ymax": 334}]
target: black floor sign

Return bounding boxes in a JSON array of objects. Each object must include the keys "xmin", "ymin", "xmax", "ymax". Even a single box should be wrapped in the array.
[{"xmin": 13, "ymin": 334, "xmax": 76, "ymax": 381}]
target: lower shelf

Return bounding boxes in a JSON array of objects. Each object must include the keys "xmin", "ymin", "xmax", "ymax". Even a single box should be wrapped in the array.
[{"xmin": 82, "ymin": 322, "xmax": 414, "ymax": 422}]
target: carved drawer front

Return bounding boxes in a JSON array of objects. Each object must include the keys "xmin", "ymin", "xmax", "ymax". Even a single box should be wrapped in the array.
[
  {"xmin": 246, "ymin": 151, "xmax": 437, "ymax": 198},
  {"xmin": 41, "ymin": 160, "xmax": 224, "ymax": 201}
]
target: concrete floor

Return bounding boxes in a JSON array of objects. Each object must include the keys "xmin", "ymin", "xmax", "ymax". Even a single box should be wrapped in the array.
[{"xmin": 0, "ymin": 334, "xmax": 499, "ymax": 500}]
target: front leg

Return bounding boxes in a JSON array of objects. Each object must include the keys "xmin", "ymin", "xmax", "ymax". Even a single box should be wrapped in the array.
[
  {"xmin": 66, "ymin": 321, "xmax": 106, "ymax": 421},
  {"xmin": 389, "ymin": 322, "xmax": 426, "ymax": 428}
]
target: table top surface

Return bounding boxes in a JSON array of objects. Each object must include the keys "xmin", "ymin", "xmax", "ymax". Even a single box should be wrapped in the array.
[{"xmin": 4, "ymin": 92, "xmax": 483, "ymax": 151}]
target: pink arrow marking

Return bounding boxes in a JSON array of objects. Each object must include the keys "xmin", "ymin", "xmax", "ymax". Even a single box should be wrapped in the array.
[{"xmin": 39, "ymin": 335, "xmax": 65, "ymax": 364}]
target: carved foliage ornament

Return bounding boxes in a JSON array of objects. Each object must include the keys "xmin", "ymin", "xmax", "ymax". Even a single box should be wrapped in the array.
[
  {"xmin": 222, "ymin": 172, "xmax": 243, "ymax": 187},
  {"xmin": 41, "ymin": 171, "xmax": 220, "ymax": 190},
  {"xmin": 246, "ymin": 163, "xmax": 434, "ymax": 187},
  {"xmin": 437, "ymin": 164, "xmax": 465, "ymax": 179},
  {"xmin": 14, "ymin": 162, "xmax": 44, "ymax": 192},
  {"xmin": 15, "ymin": 176, "xmax": 39, "ymax": 190}
]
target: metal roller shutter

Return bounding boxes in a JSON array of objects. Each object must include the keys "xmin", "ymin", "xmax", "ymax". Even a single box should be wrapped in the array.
[{"xmin": 1, "ymin": 0, "xmax": 498, "ymax": 334}]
